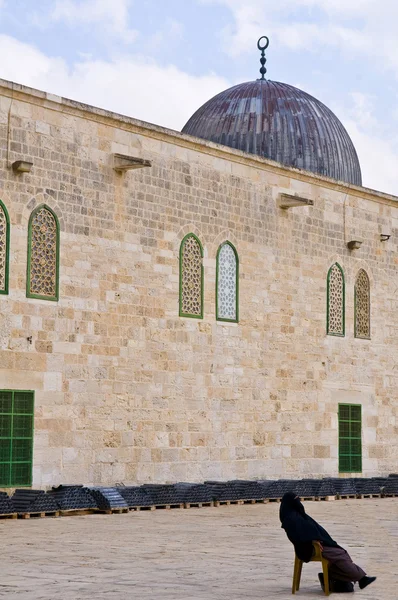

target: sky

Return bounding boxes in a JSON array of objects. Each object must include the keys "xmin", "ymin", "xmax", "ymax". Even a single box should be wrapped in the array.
[{"xmin": 0, "ymin": 0, "xmax": 397, "ymax": 195}]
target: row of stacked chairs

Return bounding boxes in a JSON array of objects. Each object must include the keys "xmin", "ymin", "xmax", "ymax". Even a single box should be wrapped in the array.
[{"xmin": 1, "ymin": 476, "xmax": 397, "ymax": 515}]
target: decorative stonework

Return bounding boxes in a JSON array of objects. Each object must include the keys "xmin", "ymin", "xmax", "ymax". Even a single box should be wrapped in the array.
[
  {"xmin": 0, "ymin": 202, "xmax": 8, "ymax": 293},
  {"xmin": 179, "ymin": 234, "xmax": 203, "ymax": 317},
  {"xmin": 217, "ymin": 242, "xmax": 238, "ymax": 321},
  {"xmin": 355, "ymin": 269, "xmax": 370, "ymax": 339},
  {"xmin": 327, "ymin": 263, "xmax": 344, "ymax": 336},
  {"xmin": 28, "ymin": 206, "xmax": 58, "ymax": 300}
]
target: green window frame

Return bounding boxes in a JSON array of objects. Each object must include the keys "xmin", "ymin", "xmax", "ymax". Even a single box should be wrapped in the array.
[
  {"xmin": 0, "ymin": 200, "xmax": 10, "ymax": 294},
  {"xmin": 327, "ymin": 262, "xmax": 345, "ymax": 336},
  {"xmin": 216, "ymin": 241, "xmax": 239, "ymax": 323},
  {"xmin": 0, "ymin": 199, "xmax": 10, "ymax": 295},
  {"xmin": 0, "ymin": 390, "xmax": 34, "ymax": 487},
  {"xmin": 338, "ymin": 404, "xmax": 362, "ymax": 473},
  {"xmin": 354, "ymin": 269, "xmax": 370, "ymax": 339},
  {"xmin": 179, "ymin": 233, "xmax": 204, "ymax": 319},
  {"xmin": 27, "ymin": 204, "xmax": 60, "ymax": 301}
]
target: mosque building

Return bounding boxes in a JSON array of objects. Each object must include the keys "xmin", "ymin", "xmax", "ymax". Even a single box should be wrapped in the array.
[{"xmin": 0, "ymin": 39, "xmax": 396, "ymax": 489}]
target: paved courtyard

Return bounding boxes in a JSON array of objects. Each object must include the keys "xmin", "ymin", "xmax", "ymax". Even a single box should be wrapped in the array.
[{"xmin": 0, "ymin": 498, "xmax": 395, "ymax": 600}]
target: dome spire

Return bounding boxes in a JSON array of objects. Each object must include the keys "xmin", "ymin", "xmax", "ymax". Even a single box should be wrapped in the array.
[{"xmin": 257, "ymin": 36, "xmax": 269, "ymax": 80}]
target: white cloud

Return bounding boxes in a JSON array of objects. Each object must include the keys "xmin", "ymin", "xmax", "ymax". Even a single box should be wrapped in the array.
[
  {"xmin": 329, "ymin": 103, "xmax": 398, "ymax": 197},
  {"xmin": 148, "ymin": 19, "xmax": 184, "ymax": 51},
  {"xmin": 51, "ymin": 0, "xmax": 138, "ymax": 43},
  {"xmin": 0, "ymin": 35, "xmax": 228, "ymax": 131},
  {"xmin": 0, "ymin": 28, "xmax": 396, "ymax": 195},
  {"xmin": 344, "ymin": 118, "xmax": 398, "ymax": 195},
  {"xmin": 330, "ymin": 92, "xmax": 398, "ymax": 193},
  {"xmin": 204, "ymin": 0, "xmax": 398, "ymax": 76}
]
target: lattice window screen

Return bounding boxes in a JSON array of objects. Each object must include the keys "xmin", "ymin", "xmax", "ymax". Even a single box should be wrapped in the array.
[
  {"xmin": 217, "ymin": 243, "xmax": 238, "ymax": 322},
  {"xmin": 0, "ymin": 390, "xmax": 34, "ymax": 487},
  {"xmin": 338, "ymin": 404, "xmax": 362, "ymax": 473},
  {"xmin": 355, "ymin": 269, "xmax": 370, "ymax": 339},
  {"xmin": 179, "ymin": 234, "xmax": 203, "ymax": 318},
  {"xmin": 28, "ymin": 206, "xmax": 59, "ymax": 300},
  {"xmin": 0, "ymin": 202, "xmax": 9, "ymax": 294},
  {"xmin": 327, "ymin": 263, "xmax": 344, "ymax": 335}
]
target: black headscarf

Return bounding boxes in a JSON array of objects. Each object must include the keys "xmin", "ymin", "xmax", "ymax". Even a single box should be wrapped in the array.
[{"xmin": 279, "ymin": 492, "xmax": 339, "ymax": 562}]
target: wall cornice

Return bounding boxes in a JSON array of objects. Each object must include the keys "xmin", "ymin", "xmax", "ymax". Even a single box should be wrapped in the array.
[{"xmin": 1, "ymin": 78, "xmax": 397, "ymax": 209}]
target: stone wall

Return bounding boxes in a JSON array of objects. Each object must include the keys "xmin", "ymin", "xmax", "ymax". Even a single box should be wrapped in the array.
[{"xmin": 0, "ymin": 80, "xmax": 397, "ymax": 487}]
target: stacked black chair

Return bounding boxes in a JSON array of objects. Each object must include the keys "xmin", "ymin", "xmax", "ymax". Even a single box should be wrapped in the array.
[
  {"xmin": 141, "ymin": 484, "xmax": 185, "ymax": 505},
  {"xmin": 383, "ymin": 477, "xmax": 398, "ymax": 495},
  {"xmin": 373, "ymin": 477, "xmax": 388, "ymax": 494},
  {"xmin": 256, "ymin": 480, "xmax": 275, "ymax": 497},
  {"xmin": 353, "ymin": 477, "xmax": 384, "ymax": 496},
  {"xmin": 293, "ymin": 479, "xmax": 321, "ymax": 498},
  {"xmin": 228, "ymin": 480, "xmax": 268, "ymax": 501},
  {"xmin": 47, "ymin": 485, "xmax": 97, "ymax": 510},
  {"xmin": 329, "ymin": 478, "xmax": 357, "ymax": 497},
  {"xmin": 28, "ymin": 493, "xmax": 59, "ymax": 513},
  {"xmin": 317, "ymin": 479, "xmax": 337, "ymax": 498},
  {"xmin": 264, "ymin": 479, "xmax": 297, "ymax": 500},
  {"xmin": 86, "ymin": 487, "xmax": 128, "ymax": 510},
  {"xmin": 118, "ymin": 486, "xmax": 154, "ymax": 508},
  {"xmin": 204, "ymin": 481, "xmax": 241, "ymax": 502},
  {"xmin": 11, "ymin": 489, "xmax": 43, "ymax": 513},
  {"xmin": 175, "ymin": 483, "xmax": 214, "ymax": 504},
  {"xmin": 11, "ymin": 489, "xmax": 59, "ymax": 514},
  {"xmin": 0, "ymin": 491, "xmax": 15, "ymax": 514}
]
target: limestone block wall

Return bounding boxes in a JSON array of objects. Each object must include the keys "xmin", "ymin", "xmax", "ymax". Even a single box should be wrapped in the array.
[{"xmin": 0, "ymin": 80, "xmax": 396, "ymax": 487}]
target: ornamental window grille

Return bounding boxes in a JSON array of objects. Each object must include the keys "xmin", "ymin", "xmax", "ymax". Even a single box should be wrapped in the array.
[
  {"xmin": 327, "ymin": 263, "xmax": 345, "ymax": 336},
  {"xmin": 216, "ymin": 242, "xmax": 238, "ymax": 322},
  {"xmin": 179, "ymin": 234, "xmax": 203, "ymax": 318},
  {"xmin": 338, "ymin": 404, "xmax": 362, "ymax": 473},
  {"xmin": 0, "ymin": 200, "xmax": 10, "ymax": 295},
  {"xmin": 0, "ymin": 390, "xmax": 34, "ymax": 487},
  {"xmin": 27, "ymin": 205, "xmax": 59, "ymax": 301},
  {"xmin": 355, "ymin": 269, "xmax": 370, "ymax": 339}
]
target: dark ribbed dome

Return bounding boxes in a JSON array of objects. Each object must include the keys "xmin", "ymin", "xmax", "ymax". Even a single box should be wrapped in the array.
[{"xmin": 182, "ymin": 80, "xmax": 362, "ymax": 186}]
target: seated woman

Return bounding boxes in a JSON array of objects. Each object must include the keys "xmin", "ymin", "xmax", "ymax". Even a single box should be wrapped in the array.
[{"xmin": 280, "ymin": 492, "xmax": 376, "ymax": 593}]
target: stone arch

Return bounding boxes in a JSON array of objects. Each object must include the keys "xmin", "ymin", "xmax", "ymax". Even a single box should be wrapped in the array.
[
  {"xmin": 172, "ymin": 224, "xmax": 207, "ymax": 257},
  {"xmin": 21, "ymin": 193, "xmax": 65, "ymax": 232},
  {"xmin": 345, "ymin": 259, "xmax": 375, "ymax": 289},
  {"xmin": 0, "ymin": 192, "xmax": 17, "ymax": 225},
  {"xmin": 209, "ymin": 229, "xmax": 239, "ymax": 259}
]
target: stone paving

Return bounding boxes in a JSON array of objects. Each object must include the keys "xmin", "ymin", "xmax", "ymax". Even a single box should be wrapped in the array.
[{"xmin": 0, "ymin": 498, "xmax": 395, "ymax": 600}]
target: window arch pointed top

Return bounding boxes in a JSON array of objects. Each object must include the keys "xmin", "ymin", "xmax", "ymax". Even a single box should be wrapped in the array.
[
  {"xmin": 327, "ymin": 262, "xmax": 345, "ymax": 336},
  {"xmin": 355, "ymin": 268, "xmax": 370, "ymax": 339},
  {"xmin": 0, "ymin": 199, "xmax": 10, "ymax": 295},
  {"xmin": 27, "ymin": 204, "xmax": 60, "ymax": 301},
  {"xmin": 179, "ymin": 233, "xmax": 204, "ymax": 319},
  {"xmin": 216, "ymin": 241, "xmax": 239, "ymax": 323}
]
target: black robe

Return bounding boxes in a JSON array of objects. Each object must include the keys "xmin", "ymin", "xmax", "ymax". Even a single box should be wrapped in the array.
[{"xmin": 279, "ymin": 492, "xmax": 340, "ymax": 562}]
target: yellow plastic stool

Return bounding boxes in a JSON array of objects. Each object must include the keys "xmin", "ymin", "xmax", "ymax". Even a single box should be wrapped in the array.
[{"xmin": 292, "ymin": 541, "xmax": 330, "ymax": 596}]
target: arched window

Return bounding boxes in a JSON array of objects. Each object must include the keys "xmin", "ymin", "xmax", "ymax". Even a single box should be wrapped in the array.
[
  {"xmin": 0, "ymin": 200, "xmax": 10, "ymax": 295},
  {"xmin": 179, "ymin": 233, "xmax": 203, "ymax": 318},
  {"xmin": 216, "ymin": 242, "xmax": 239, "ymax": 322},
  {"xmin": 327, "ymin": 263, "xmax": 345, "ymax": 336},
  {"xmin": 355, "ymin": 269, "xmax": 370, "ymax": 339},
  {"xmin": 27, "ymin": 205, "xmax": 59, "ymax": 301}
]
